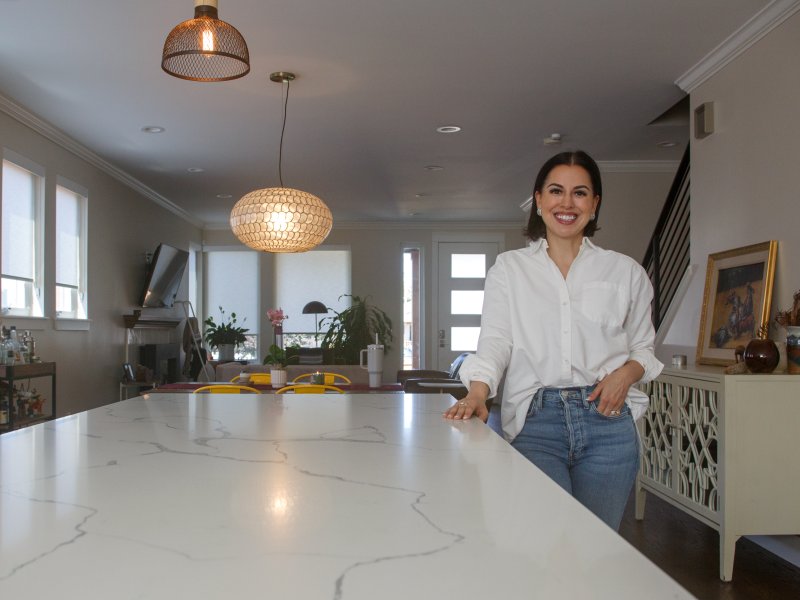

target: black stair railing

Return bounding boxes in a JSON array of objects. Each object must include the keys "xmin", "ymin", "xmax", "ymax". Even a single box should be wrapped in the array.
[{"xmin": 642, "ymin": 145, "xmax": 690, "ymax": 331}]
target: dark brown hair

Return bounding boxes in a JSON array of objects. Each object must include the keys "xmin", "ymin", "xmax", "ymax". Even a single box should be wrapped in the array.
[{"xmin": 525, "ymin": 150, "xmax": 602, "ymax": 241}]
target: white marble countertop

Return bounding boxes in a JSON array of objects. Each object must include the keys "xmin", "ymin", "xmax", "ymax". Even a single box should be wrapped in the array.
[{"xmin": 0, "ymin": 392, "xmax": 694, "ymax": 599}]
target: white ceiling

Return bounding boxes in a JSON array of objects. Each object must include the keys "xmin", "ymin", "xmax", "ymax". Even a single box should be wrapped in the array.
[{"xmin": 0, "ymin": 0, "xmax": 774, "ymax": 227}]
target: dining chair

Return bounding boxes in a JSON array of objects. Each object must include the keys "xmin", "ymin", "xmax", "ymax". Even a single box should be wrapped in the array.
[
  {"xmin": 275, "ymin": 384, "xmax": 344, "ymax": 394},
  {"xmin": 193, "ymin": 385, "xmax": 261, "ymax": 394},
  {"xmin": 247, "ymin": 373, "xmax": 273, "ymax": 384},
  {"xmin": 292, "ymin": 372, "xmax": 351, "ymax": 385}
]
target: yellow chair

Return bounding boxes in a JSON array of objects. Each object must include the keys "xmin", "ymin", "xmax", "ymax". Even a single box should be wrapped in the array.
[
  {"xmin": 230, "ymin": 372, "xmax": 272, "ymax": 384},
  {"xmin": 275, "ymin": 384, "xmax": 344, "ymax": 394},
  {"xmin": 193, "ymin": 385, "xmax": 261, "ymax": 394},
  {"xmin": 292, "ymin": 372, "xmax": 351, "ymax": 385}
]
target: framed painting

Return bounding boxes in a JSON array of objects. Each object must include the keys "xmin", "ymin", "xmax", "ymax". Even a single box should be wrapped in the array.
[{"xmin": 696, "ymin": 241, "xmax": 777, "ymax": 365}]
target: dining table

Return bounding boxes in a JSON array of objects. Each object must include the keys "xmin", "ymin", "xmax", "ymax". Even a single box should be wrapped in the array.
[{"xmin": 0, "ymin": 391, "xmax": 694, "ymax": 599}]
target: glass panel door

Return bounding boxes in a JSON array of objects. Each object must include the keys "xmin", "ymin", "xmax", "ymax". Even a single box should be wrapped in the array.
[{"xmin": 436, "ymin": 242, "xmax": 498, "ymax": 370}]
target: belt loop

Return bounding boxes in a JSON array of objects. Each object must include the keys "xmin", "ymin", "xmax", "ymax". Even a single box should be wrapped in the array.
[
  {"xmin": 534, "ymin": 387, "xmax": 544, "ymax": 412},
  {"xmin": 581, "ymin": 385, "xmax": 595, "ymax": 407}
]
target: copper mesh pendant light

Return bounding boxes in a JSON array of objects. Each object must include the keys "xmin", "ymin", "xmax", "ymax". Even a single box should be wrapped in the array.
[
  {"xmin": 230, "ymin": 72, "xmax": 333, "ymax": 253},
  {"xmin": 162, "ymin": 0, "xmax": 250, "ymax": 82}
]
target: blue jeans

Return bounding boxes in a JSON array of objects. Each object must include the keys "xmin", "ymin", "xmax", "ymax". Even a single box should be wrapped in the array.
[{"xmin": 511, "ymin": 386, "xmax": 639, "ymax": 530}]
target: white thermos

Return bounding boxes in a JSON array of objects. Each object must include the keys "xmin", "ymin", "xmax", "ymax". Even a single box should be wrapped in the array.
[{"xmin": 360, "ymin": 335, "xmax": 384, "ymax": 388}]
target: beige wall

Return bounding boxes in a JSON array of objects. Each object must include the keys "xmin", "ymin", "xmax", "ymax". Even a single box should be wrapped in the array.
[
  {"xmin": 1, "ymin": 111, "xmax": 202, "ymax": 417},
  {"xmin": 595, "ymin": 169, "xmax": 674, "ymax": 263},
  {"xmin": 661, "ymin": 12, "xmax": 800, "ymax": 360}
]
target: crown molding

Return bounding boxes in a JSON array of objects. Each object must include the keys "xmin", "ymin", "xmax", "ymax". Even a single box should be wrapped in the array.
[
  {"xmin": 676, "ymin": 0, "xmax": 800, "ymax": 92},
  {"xmin": 0, "ymin": 92, "xmax": 203, "ymax": 228},
  {"xmin": 597, "ymin": 160, "xmax": 680, "ymax": 173}
]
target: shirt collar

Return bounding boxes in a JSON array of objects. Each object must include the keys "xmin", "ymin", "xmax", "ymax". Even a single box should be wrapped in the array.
[{"xmin": 528, "ymin": 237, "xmax": 597, "ymax": 254}]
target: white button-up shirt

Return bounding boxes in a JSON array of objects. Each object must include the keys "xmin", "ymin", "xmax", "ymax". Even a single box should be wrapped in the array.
[{"xmin": 459, "ymin": 238, "xmax": 663, "ymax": 441}]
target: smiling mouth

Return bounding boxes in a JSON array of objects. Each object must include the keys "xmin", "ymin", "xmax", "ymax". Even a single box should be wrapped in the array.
[{"xmin": 554, "ymin": 213, "xmax": 577, "ymax": 224}]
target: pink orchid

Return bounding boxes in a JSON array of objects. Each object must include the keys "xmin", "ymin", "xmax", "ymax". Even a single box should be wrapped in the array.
[{"xmin": 266, "ymin": 308, "xmax": 288, "ymax": 327}]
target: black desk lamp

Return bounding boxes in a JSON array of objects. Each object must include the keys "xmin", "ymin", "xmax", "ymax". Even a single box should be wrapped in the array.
[{"xmin": 302, "ymin": 301, "xmax": 328, "ymax": 345}]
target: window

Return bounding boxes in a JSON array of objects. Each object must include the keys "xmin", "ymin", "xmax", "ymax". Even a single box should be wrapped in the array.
[
  {"xmin": 1, "ymin": 157, "xmax": 44, "ymax": 317},
  {"xmin": 55, "ymin": 181, "xmax": 88, "ymax": 319},
  {"xmin": 274, "ymin": 248, "xmax": 351, "ymax": 347},
  {"xmin": 205, "ymin": 250, "xmax": 259, "ymax": 360},
  {"xmin": 403, "ymin": 247, "xmax": 421, "ymax": 369}
]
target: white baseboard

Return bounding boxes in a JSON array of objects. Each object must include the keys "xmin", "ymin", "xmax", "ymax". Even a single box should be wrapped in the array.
[{"xmin": 747, "ymin": 535, "xmax": 800, "ymax": 568}]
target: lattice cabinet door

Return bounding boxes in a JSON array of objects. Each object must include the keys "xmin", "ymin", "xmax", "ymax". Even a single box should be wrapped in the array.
[
  {"xmin": 638, "ymin": 379, "xmax": 674, "ymax": 493},
  {"xmin": 635, "ymin": 370, "xmax": 722, "ymax": 525},
  {"xmin": 674, "ymin": 378, "xmax": 720, "ymax": 521}
]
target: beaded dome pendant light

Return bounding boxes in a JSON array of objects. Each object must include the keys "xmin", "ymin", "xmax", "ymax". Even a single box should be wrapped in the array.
[
  {"xmin": 162, "ymin": 0, "xmax": 250, "ymax": 82},
  {"xmin": 230, "ymin": 72, "xmax": 333, "ymax": 253}
]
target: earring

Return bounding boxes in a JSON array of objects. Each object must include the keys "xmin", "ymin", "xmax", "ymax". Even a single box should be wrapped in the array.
[
  {"xmin": 590, "ymin": 213, "xmax": 596, "ymax": 220},
  {"xmin": 536, "ymin": 207, "xmax": 542, "ymax": 216}
]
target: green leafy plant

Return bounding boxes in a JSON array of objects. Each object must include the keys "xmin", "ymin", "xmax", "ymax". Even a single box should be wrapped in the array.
[
  {"xmin": 262, "ymin": 344, "xmax": 299, "ymax": 369},
  {"xmin": 203, "ymin": 307, "xmax": 248, "ymax": 349},
  {"xmin": 320, "ymin": 294, "xmax": 393, "ymax": 364}
]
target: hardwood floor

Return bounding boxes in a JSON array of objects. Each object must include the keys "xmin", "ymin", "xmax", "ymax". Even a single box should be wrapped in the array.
[
  {"xmin": 619, "ymin": 494, "xmax": 800, "ymax": 600},
  {"xmin": 485, "ymin": 404, "xmax": 800, "ymax": 599}
]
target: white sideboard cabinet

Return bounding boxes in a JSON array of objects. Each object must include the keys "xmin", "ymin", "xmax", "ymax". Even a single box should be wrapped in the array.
[{"xmin": 635, "ymin": 365, "xmax": 800, "ymax": 581}]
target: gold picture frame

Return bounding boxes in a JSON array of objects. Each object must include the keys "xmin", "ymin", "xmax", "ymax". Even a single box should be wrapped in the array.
[{"xmin": 696, "ymin": 241, "xmax": 777, "ymax": 365}]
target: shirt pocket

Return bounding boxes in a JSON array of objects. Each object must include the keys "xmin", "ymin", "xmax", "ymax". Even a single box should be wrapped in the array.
[{"xmin": 577, "ymin": 281, "xmax": 626, "ymax": 328}]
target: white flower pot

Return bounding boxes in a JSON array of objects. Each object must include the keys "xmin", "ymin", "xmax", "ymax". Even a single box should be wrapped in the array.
[
  {"xmin": 218, "ymin": 344, "xmax": 236, "ymax": 362},
  {"xmin": 270, "ymin": 369, "xmax": 287, "ymax": 388}
]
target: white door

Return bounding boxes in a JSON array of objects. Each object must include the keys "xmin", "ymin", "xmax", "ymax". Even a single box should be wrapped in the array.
[{"xmin": 436, "ymin": 242, "xmax": 499, "ymax": 370}]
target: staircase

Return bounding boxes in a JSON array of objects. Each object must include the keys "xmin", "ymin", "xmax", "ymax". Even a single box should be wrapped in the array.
[{"xmin": 642, "ymin": 145, "xmax": 690, "ymax": 331}]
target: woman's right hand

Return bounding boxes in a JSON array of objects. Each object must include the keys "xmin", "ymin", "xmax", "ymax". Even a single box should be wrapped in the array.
[{"xmin": 443, "ymin": 382, "xmax": 490, "ymax": 423}]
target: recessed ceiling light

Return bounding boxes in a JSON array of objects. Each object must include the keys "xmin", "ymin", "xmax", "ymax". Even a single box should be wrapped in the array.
[
  {"xmin": 187, "ymin": 167, "xmax": 205, "ymax": 173},
  {"xmin": 216, "ymin": 194, "xmax": 232, "ymax": 199},
  {"xmin": 424, "ymin": 165, "xmax": 444, "ymax": 171},
  {"xmin": 436, "ymin": 125, "xmax": 461, "ymax": 134},
  {"xmin": 141, "ymin": 126, "xmax": 165, "ymax": 133},
  {"xmin": 657, "ymin": 141, "xmax": 678, "ymax": 148},
  {"xmin": 415, "ymin": 193, "xmax": 429, "ymax": 198}
]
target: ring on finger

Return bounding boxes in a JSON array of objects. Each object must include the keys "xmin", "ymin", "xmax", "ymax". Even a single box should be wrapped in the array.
[
  {"xmin": 610, "ymin": 409, "xmax": 621, "ymax": 416},
  {"xmin": 458, "ymin": 401, "xmax": 467, "ymax": 407}
]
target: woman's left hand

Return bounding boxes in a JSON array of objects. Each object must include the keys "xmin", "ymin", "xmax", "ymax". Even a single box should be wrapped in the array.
[{"xmin": 588, "ymin": 360, "xmax": 644, "ymax": 416}]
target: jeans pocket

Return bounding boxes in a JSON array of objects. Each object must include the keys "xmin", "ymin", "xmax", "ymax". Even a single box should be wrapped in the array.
[{"xmin": 589, "ymin": 401, "xmax": 630, "ymax": 420}]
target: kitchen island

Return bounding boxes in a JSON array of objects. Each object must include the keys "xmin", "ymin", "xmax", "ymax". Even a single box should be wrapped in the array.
[{"xmin": 0, "ymin": 392, "xmax": 693, "ymax": 599}]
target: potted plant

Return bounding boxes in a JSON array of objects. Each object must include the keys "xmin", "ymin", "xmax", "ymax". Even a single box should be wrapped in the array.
[
  {"xmin": 319, "ymin": 294, "xmax": 393, "ymax": 364},
  {"xmin": 262, "ymin": 343, "xmax": 298, "ymax": 387},
  {"xmin": 204, "ymin": 307, "xmax": 248, "ymax": 362},
  {"xmin": 776, "ymin": 289, "xmax": 800, "ymax": 374}
]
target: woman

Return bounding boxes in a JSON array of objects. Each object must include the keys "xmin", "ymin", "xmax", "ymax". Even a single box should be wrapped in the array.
[{"xmin": 444, "ymin": 150, "xmax": 663, "ymax": 530}]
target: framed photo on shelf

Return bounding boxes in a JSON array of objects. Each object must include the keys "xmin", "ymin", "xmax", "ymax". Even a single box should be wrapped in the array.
[{"xmin": 696, "ymin": 240, "xmax": 777, "ymax": 365}]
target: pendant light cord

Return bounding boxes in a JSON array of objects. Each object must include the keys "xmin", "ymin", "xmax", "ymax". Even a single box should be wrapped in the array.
[{"xmin": 278, "ymin": 79, "xmax": 290, "ymax": 187}]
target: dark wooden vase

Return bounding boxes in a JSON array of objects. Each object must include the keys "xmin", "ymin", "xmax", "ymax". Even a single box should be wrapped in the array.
[{"xmin": 743, "ymin": 338, "xmax": 779, "ymax": 373}]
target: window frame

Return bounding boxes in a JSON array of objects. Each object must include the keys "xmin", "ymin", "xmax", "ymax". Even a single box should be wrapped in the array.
[
  {"xmin": 54, "ymin": 177, "xmax": 89, "ymax": 321},
  {"xmin": 1, "ymin": 151, "xmax": 45, "ymax": 318}
]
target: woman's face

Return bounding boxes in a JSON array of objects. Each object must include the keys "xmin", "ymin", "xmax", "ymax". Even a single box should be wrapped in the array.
[{"xmin": 534, "ymin": 164, "xmax": 600, "ymax": 243}]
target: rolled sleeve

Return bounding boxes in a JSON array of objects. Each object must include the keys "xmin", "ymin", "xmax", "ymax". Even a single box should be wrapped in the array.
[{"xmin": 625, "ymin": 266, "xmax": 664, "ymax": 383}]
